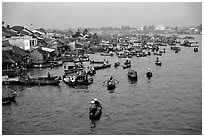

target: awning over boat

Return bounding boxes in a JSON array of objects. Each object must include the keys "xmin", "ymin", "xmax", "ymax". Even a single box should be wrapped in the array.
[{"xmin": 41, "ymin": 47, "xmax": 56, "ymax": 52}]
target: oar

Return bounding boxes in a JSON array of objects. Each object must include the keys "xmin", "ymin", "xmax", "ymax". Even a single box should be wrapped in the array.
[
  {"xmin": 102, "ymin": 84, "xmax": 106, "ymax": 87},
  {"xmin": 103, "ymin": 79, "xmax": 108, "ymax": 83},
  {"xmin": 79, "ymin": 109, "xmax": 89, "ymax": 117}
]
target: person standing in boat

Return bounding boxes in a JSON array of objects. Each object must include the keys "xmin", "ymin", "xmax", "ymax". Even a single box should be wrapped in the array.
[
  {"xmin": 125, "ymin": 58, "xmax": 131, "ymax": 65},
  {"xmin": 109, "ymin": 76, "xmax": 114, "ymax": 83},
  {"xmin": 108, "ymin": 76, "xmax": 119, "ymax": 84},
  {"xmin": 156, "ymin": 57, "xmax": 159, "ymax": 62},
  {"xmin": 93, "ymin": 98, "xmax": 102, "ymax": 108},
  {"xmin": 90, "ymin": 100, "xmax": 97, "ymax": 115},
  {"xmin": 47, "ymin": 72, "xmax": 51, "ymax": 80}
]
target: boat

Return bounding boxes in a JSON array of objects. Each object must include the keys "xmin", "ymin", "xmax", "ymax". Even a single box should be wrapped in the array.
[
  {"xmin": 127, "ymin": 70, "xmax": 137, "ymax": 80},
  {"xmin": 194, "ymin": 47, "xmax": 198, "ymax": 52},
  {"xmin": 18, "ymin": 75, "xmax": 61, "ymax": 86},
  {"xmin": 170, "ymin": 46, "xmax": 181, "ymax": 51},
  {"xmin": 64, "ymin": 65, "xmax": 84, "ymax": 74},
  {"xmin": 136, "ymin": 52, "xmax": 148, "ymax": 57},
  {"xmin": 114, "ymin": 62, "xmax": 120, "ymax": 67},
  {"xmin": 94, "ymin": 64, "xmax": 111, "ymax": 70},
  {"xmin": 90, "ymin": 60, "xmax": 104, "ymax": 64},
  {"xmin": 123, "ymin": 64, "xmax": 131, "ymax": 69},
  {"xmin": 2, "ymin": 69, "xmax": 20, "ymax": 77},
  {"xmin": 86, "ymin": 67, "xmax": 96, "ymax": 76},
  {"xmin": 63, "ymin": 73, "xmax": 93, "ymax": 86},
  {"xmin": 118, "ymin": 54, "xmax": 131, "ymax": 58},
  {"xmin": 107, "ymin": 80, "xmax": 116, "ymax": 90},
  {"xmin": 31, "ymin": 60, "xmax": 63, "ymax": 68},
  {"xmin": 100, "ymin": 52, "xmax": 113, "ymax": 56},
  {"xmin": 63, "ymin": 75, "xmax": 77, "ymax": 86},
  {"xmin": 191, "ymin": 43, "xmax": 199, "ymax": 47},
  {"xmin": 2, "ymin": 93, "xmax": 17, "ymax": 105},
  {"xmin": 155, "ymin": 61, "xmax": 162, "ymax": 66},
  {"xmin": 61, "ymin": 53, "xmax": 77, "ymax": 62},
  {"xmin": 2, "ymin": 76, "xmax": 20, "ymax": 85},
  {"xmin": 73, "ymin": 58, "xmax": 89, "ymax": 63},
  {"xmin": 52, "ymin": 60, "xmax": 64, "ymax": 67},
  {"xmin": 89, "ymin": 104, "xmax": 102, "ymax": 120},
  {"xmin": 154, "ymin": 52, "xmax": 162, "ymax": 56},
  {"xmin": 146, "ymin": 72, "xmax": 153, "ymax": 79}
]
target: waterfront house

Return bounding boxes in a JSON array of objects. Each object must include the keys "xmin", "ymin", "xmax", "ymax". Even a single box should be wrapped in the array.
[
  {"xmin": 6, "ymin": 35, "xmax": 37, "ymax": 51},
  {"xmin": 2, "ymin": 41, "xmax": 31, "ymax": 75}
]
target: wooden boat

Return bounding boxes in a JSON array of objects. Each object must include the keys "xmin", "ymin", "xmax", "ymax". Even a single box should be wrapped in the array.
[
  {"xmin": 171, "ymin": 46, "xmax": 181, "ymax": 51},
  {"xmin": 114, "ymin": 62, "xmax": 120, "ymax": 67},
  {"xmin": 64, "ymin": 65, "xmax": 84, "ymax": 74},
  {"xmin": 73, "ymin": 58, "xmax": 89, "ymax": 63},
  {"xmin": 86, "ymin": 68, "xmax": 96, "ymax": 76},
  {"xmin": 154, "ymin": 52, "xmax": 162, "ymax": 56},
  {"xmin": 89, "ymin": 104, "xmax": 102, "ymax": 120},
  {"xmin": 63, "ymin": 73, "xmax": 93, "ymax": 86},
  {"xmin": 2, "ymin": 69, "xmax": 21, "ymax": 77},
  {"xmin": 18, "ymin": 76, "xmax": 61, "ymax": 86},
  {"xmin": 2, "ymin": 93, "xmax": 17, "ymax": 105},
  {"xmin": 118, "ymin": 54, "xmax": 131, "ymax": 58},
  {"xmin": 90, "ymin": 60, "xmax": 104, "ymax": 64},
  {"xmin": 123, "ymin": 64, "xmax": 131, "ymax": 69},
  {"xmin": 61, "ymin": 54, "xmax": 77, "ymax": 62},
  {"xmin": 190, "ymin": 43, "xmax": 199, "ymax": 47},
  {"xmin": 31, "ymin": 60, "xmax": 63, "ymax": 68},
  {"xmin": 155, "ymin": 61, "xmax": 162, "ymax": 66},
  {"xmin": 127, "ymin": 70, "xmax": 137, "ymax": 80},
  {"xmin": 94, "ymin": 64, "xmax": 111, "ymax": 70},
  {"xmin": 107, "ymin": 80, "xmax": 116, "ymax": 90},
  {"xmin": 63, "ymin": 75, "xmax": 77, "ymax": 86},
  {"xmin": 146, "ymin": 72, "xmax": 153, "ymax": 79},
  {"xmin": 52, "ymin": 60, "xmax": 64, "ymax": 67},
  {"xmin": 124, "ymin": 60, "xmax": 131, "ymax": 65},
  {"xmin": 194, "ymin": 47, "xmax": 198, "ymax": 52},
  {"xmin": 137, "ymin": 52, "xmax": 148, "ymax": 57},
  {"xmin": 100, "ymin": 52, "xmax": 113, "ymax": 56},
  {"xmin": 2, "ymin": 76, "xmax": 20, "ymax": 85}
]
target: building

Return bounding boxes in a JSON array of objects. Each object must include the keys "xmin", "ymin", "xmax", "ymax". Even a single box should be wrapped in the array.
[{"xmin": 7, "ymin": 36, "xmax": 37, "ymax": 51}]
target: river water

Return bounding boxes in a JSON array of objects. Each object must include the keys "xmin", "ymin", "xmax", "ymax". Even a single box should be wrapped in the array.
[{"xmin": 2, "ymin": 35, "xmax": 202, "ymax": 135}]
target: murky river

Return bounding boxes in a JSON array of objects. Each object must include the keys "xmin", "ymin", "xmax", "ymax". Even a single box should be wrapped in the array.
[{"xmin": 2, "ymin": 35, "xmax": 202, "ymax": 135}]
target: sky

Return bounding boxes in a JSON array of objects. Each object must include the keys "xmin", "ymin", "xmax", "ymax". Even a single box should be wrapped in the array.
[{"xmin": 2, "ymin": 2, "xmax": 202, "ymax": 29}]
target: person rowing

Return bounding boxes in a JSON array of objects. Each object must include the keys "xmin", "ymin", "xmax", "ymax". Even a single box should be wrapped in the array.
[
  {"xmin": 156, "ymin": 57, "xmax": 159, "ymax": 62},
  {"xmin": 93, "ymin": 98, "xmax": 102, "ymax": 108},
  {"xmin": 104, "ymin": 76, "xmax": 119, "ymax": 84},
  {"xmin": 89, "ymin": 99, "xmax": 102, "ymax": 120},
  {"xmin": 146, "ymin": 68, "xmax": 153, "ymax": 79}
]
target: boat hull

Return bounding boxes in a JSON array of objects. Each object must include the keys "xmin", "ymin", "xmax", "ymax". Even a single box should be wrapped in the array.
[
  {"xmin": 89, "ymin": 106, "xmax": 102, "ymax": 120},
  {"xmin": 107, "ymin": 81, "xmax": 116, "ymax": 90}
]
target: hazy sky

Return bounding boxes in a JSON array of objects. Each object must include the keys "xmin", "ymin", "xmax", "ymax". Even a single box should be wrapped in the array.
[{"xmin": 2, "ymin": 2, "xmax": 202, "ymax": 29}]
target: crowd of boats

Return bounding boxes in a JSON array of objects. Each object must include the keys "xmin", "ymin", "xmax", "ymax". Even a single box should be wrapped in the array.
[{"xmin": 2, "ymin": 34, "xmax": 199, "ymax": 121}]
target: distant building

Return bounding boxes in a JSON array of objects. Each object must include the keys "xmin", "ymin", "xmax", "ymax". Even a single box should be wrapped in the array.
[
  {"xmin": 7, "ymin": 36, "xmax": 37, "ymax": 51},
  {"xmin": 155, "ymin": 25, "xmax": 166, "ymax": 31}
]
